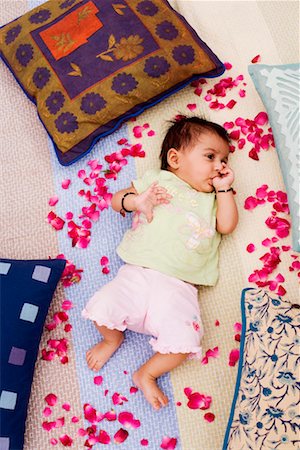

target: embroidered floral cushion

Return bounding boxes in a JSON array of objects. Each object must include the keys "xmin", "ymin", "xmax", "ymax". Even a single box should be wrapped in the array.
[
  {"xmin": 0, "ymin": 0, "xmax": 225, "ymax": 166},
  {"xmin": 0, "ymin": 258, "xmax": 66, "ymax": 450},
  {"xmin": 223, "ymin": 288, "xmax": 299, "ymax": 450},
  {"xmin": 248, "ymin": 63, "xmax": 300, "ymax": 252}
]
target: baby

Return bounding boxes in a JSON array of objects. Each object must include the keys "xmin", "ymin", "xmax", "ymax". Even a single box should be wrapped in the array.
[{"xmin": 82, "ymin": 116, "xmax": 238, "ymax": 410}]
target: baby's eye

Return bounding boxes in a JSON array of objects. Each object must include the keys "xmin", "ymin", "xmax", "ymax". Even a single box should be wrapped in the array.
[{"xmin": 207, "ymin": 154, "xmax": 214, "ymax": 160}]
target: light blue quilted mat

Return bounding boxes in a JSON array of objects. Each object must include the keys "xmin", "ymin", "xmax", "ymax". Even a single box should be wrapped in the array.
[{"xmin": 49, "ymin": 124, "xmax": 181, "ymax": 449}]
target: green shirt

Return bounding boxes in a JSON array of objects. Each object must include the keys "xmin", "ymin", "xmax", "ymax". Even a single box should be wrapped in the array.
[{"xmin": 117, "ymin": 169, "xmax": 221, "ymax": 285}]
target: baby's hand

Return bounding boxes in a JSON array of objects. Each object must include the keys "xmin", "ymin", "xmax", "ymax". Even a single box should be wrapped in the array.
[
  {"xmin": 134, "ymin": 182, "xmax": 172, "ymax": 222},
  {"xmin": 212, "ymin": 163, "xmax": 235, "ymax": 191}
]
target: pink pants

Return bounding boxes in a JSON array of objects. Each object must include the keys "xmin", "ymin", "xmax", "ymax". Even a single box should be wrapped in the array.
[{"xmin": 82, "ymin": 264, "xmax": 203, "ymax": 358}]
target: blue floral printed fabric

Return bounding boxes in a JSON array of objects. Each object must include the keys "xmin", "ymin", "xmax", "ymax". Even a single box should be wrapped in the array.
[{"xmin": 223, "ymin": 288, "xmax": 300, "ymax": 450}]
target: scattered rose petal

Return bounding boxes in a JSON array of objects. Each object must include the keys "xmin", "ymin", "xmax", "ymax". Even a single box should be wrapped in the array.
[
  {"xmin": 184, "ymin": 389, "xmax": 212, "ymax": 410},
  {"xmin": 45, "ymin": 393, "xmax": 57, "ymax": 406},
  {"xmin": 62, "ymin": 179, "xmax": 71, "ymax": 190},
  {"xmin": 234, "ymin": 322, "xmax": 242, "ymax": 332},
  {"xmin": 94, "ymin": 376, "xmax": 103, "ymax": 386},
  {"xmin": 277, "ymin": 285, "xmax": 286, "ymax": 296},
  {"xmin": 204, "ymin": 412, "xmax": 215, "ymax": 422},
  {"xmin": 114, "ymin": 428, "xmax": 129, "ymax": 444},
  {"xmin": 251, "ymin": 54, "xmax": 261, "ymax": 63},
  {"xmin": 246, "ymin": 243, "xmax": 256, "ymax": 253},
  {"xmin": 50, "ymin": 438, "xmax": 58, "ymax": 445},
  {"xmin": 83, "ymin": 403, "xmax": 103, "ymax": 424},
  {"xmin": 55, "ymin": 417, "xmax": 65, "ymax": 428},
  {"xmin": 226, "ymin": 99, "xmax": 236, "ymax": 109},
  {"xmin": 100, "ymin": 256, "xmax": 109, "ymax": 266},
  {"xmin": 62, "ymin": 403, "xmax": 70, "ymax": 411},
  {"xmin": 215, "ymin": 320, "xmax": 220, "ymax": 326},
  {"xmin": 244, "ymin": 196, "xmax": 258, "ymax": 210},
  {"xmin": 47, "ymin": 212, "xmax": 65, "ymax": 231},
  {"xmin": 130, "ymin": 386, "xmax": 138, "ymax": 394},
  {"xmin": 224, "ymin": 62, "xmax": 232, "ymax": 70},
  {"xmin": 118, "ymin": 411, "xmax": 140, "ymax": 429},
  {"xmin": 187, "ymin": 103, "xmax": 197, "ymax": 111},
  {"xmin": 229, "ymin": 349, "xmax": 240, "ymax": 366},
  {"xmin": 104, "ymin": 410, "xmax": 117, "ymax": 421},
  {"xmin": 49, "ymin": 196, "xmax": 59, "ymax": 206},
  {"xmin": 65, "ymin": 212, "xmax": 73, "ymax": 220},
  {"xmin": 201, "ymin": 347, "xmax": 219, "ymax": 365},
  {"xmin": 254, "ymin": 111, "xmax": 268, "ymax": 126},
  {"xmin": 98, "ymin": 429, "xmax": 111, "ymax": 444},
  {"xmin": 112, "ymin": 392, "xmax": 128, "ymax": 405},
  {"xmin": 62, "ymin": 300, "xmax": 73, "ymax": 310},
  {"xmin": 43, "ymin": 407, "xmax": 52, "ymax": 417},
  {"xmin": 59, "ymin": 434, "xmax": 73, "ymax": 447},
  {"xmin": 141, "ymin": 439, "xmax": 149, "ymax": 446},
  {"xmin": 160, "ymin": 436, "xmax": 177, "ymax": 450}
]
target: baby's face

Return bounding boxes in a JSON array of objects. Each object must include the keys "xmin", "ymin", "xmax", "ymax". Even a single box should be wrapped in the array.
[{"xmin": 174, "ymin": 131, "xmax": 230, "ymax": 192}]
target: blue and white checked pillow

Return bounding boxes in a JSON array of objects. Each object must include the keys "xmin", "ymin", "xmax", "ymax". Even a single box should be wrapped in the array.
[{"xmin": 0, "ymin": 258, "xmax": 66, "ymax": 450}]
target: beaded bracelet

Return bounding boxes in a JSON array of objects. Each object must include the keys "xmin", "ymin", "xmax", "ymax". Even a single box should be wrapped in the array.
[
  {"xmin": 120, "ymin": 192, "xmax": 136, "ymax": 216},
  {"xmin": 216, "ymin": 187, "xmax": 233, "ymax": 193}
]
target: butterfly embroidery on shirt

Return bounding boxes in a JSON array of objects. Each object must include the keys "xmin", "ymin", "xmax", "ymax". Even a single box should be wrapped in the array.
[{"xmin": 181, "ymin": 212, "xmax": 214, "ymax": 250}]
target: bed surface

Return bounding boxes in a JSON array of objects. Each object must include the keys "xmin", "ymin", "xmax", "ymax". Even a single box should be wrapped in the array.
[{"xmin": 0, "ymin": 1, "xmax": 299, "ymax": 449}]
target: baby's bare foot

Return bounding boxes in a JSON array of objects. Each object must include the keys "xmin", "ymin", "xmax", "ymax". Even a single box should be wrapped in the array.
[
  {"xmin": 133, "ymin": 369, "xmax": 168, "ymax": 410},
  {"xmin": 86, "ymin": 338, "xmax": 123, "ymax": 371}
]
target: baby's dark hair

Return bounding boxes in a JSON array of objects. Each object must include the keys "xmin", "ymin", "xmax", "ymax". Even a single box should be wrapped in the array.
[{"xmin": 160, "ymin": 116, "xmax": 230, "ymax": 170}]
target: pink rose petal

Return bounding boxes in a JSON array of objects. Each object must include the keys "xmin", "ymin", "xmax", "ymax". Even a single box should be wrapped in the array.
[
  {"xmin": 229, "ymin": 349, "xmax": 240, "ymax": 366},
  {"xmin": 118, "ymin": 411, "xmax": 141, "ymax": 429},
  {"xmin": 246, "ymin": 243, "xmax": 256, "ymax": 253},
  {"xmin": 204, "ymin": 412, "xmax": 215, "ymax": 422},
  {"xmin": 94, "ymin": 376, "xmax": 103, "ymax": 385},
  {"xmin": 226, "ymin": 99, "xmax": 236, "ymax": 109},
  {"xmin": 251, "ymin": 54, "xmax": 261, "ymax": 63},
  {"xmin": 187, "ymin": 103, "xmax": 197, "ymax": 111},
  {"xmin": 45, "ymin": 393, "xmax": 57, "ymax": 406},
  {"xmin": 43, "ymin": 407, "xmax": 52, "ymax": 417},
  {"xmin": 224, "ymin": 62, "xmax": 232, "ymax": 70},
  {"xmin": 112, "ymin": 392, "xmax": 128, "ymax": 405},
  {"xmin": 62, "ymin": 300, "xmax": 73, "ymax": 310},
  {"xmin": 114, "ymin": 428, "xmax": 128, "ymax": 444},
  {"xmin": 141, "ymin": 439, "xmax": 149, "ymax": 446},
  {"xmin": 254, "ymin": 111, "xmax": 268, "ymax": 126},
  {"xmin": 234, "ymin": 322, "xmax": 242, "ymax": 332},
  {"xmin": 98, "ymin": 430, "xmax": 111, "ymax": 444},
  {"xmin": 62, "ymin": 403, "xmax": 70, "ymax": 411},
  {"xmin": 160, "ymin": 436, "xmax": 177, "ymax": 450},
  {"xmin": 104, "ymin": 410, "xmax": 117, "ymax": 421},
  {"xmin": 244, "ymin": 196, "xmax": 258, "ymax": 210},
  {"xmin": 61, "ymin": 179, "xmax": 71, "ymax": 190},
  {"xmin": 49, "ymin": 196, "xmax": 59, "ymax": 206},
  {"xmin": 130, "ymin": 386, "xmax": 138, "ymax": 394},
  {"xmin": 100, "ymin": 256, "xmax": 109, "ymax": 266},
  {"xmin": 59, "ymin": 435, "xmax": 73, "ymax": 447}
]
